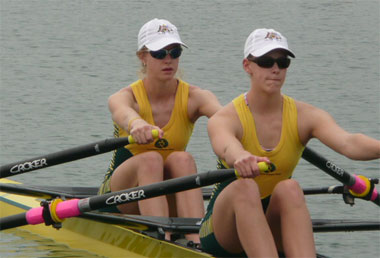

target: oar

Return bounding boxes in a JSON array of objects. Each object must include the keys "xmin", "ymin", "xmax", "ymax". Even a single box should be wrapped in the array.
[
  {"xmin": 0, "ymin": 130, "xmax": 159, "ymax": 178},
  {"xmin": 302, "ymin": 147, "xmax": 380, "ymax": 206},
  {"xmin": 0, "ymin": 181, "xmax": 347, "ymax": 200},
  {"xmin": 201, "ymin": 185, "xmax": 345, "ymax": 199},
  {"xmin": 0, "ymin": 162, "xmax": 276, "ymax": 230}
]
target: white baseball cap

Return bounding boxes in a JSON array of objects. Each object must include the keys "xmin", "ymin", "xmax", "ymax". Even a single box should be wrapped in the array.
[
  {"xmin": 244, "ymin": 28, "xmax": 295, "ymax": 58},
  {"xmin": 137, "ymin": 18, "xmax": 188, "ymax": 51}
]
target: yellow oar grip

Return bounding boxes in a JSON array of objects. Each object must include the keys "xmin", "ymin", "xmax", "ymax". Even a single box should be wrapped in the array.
[
  {"xmin": 234, "ymin": 162, "xmax": 276, "ymax": 178},
  {"xmin": 128, "ymin": 129, "xmax": 159, "ymax": 144},
  {"xmin": 234, "ymin": 169, "xmax": 241, "ymax": 179},
  {"xmin": 151, "ymin": 129, "xmax": 159, "ymax": 138},
  {"xmin": 258, "ymin": 162, "xmax": 269, "ymax": 172},
  {"xmin": 127, "ymin": 135, "xmax": 134, "ymax": 144}
]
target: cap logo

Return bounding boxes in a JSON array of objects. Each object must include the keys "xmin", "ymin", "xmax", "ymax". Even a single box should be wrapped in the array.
[
  {"xmin": 264, "ymin": 32, "xmax": 282, "ymax": 41},
  {"xmin": 157, "ymin": 24, "xmax": 174, "ymax": 34}
]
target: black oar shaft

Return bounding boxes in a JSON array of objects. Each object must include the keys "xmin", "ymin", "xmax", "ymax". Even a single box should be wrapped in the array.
[
  {"xmin": 83, "ymin": 163, "xmax": 274, "ymax": 211},
  {"xmin": 302, "ymin": 147, "xmax": 354, "ymax": 185},
  {"xmin": 303, "ymin": 186, "xmax": 343, "ymax": 195},
  {"xmin": 0, "ymin": 213, "xmax": 28, "ymax": 230},
  {"xmin": 0, "ymin": 137, "xmax": 132, "ymax": 178},
  {"xmin": 82, "ymin": 169, "xmax": 237, "ymax": 211}
]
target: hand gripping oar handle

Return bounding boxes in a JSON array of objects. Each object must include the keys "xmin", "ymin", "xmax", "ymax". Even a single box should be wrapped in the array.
[
  {"xmin": 302, "ymin": 147, "xmax": 379, "ymax": 206},
  {"xmin": 0, "ymin": 162, "xmax": 275, "ymax": 230},
  {"xmin": 0, "ymin": 130, "xmax": 159, "ymax": 178}
]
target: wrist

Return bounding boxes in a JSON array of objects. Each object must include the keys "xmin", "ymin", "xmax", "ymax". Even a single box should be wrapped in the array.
[{"xmin": 128, "ymin": 117, "xmax": 142, "ymax": 132}]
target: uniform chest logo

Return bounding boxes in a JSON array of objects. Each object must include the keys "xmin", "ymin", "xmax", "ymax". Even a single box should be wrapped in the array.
[{"xmin": 155, "ymin": 139, "xmax": 169, "ymax": 148}]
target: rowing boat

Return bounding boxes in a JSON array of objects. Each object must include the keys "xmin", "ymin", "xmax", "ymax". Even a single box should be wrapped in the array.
[
  {"xmin": 0, "ymin": 178, "xmax": 212, "ymax": 258},
  {"xmin": 1, "ymin": 178, "xmax": 379, "ymax": 257}
]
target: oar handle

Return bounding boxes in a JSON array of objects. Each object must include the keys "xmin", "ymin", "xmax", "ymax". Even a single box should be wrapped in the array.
[
  {"xmin": 302, "ymin": 147, "xmax": 379, "ymax": 206},
  {"xmin": 127, "ymin": 129, "xmax": 159, "ymax": 144},
  {"xmin": 0, "ymin": 161, "xmax": 274, "ymax": 230},
  {"xmin": 0, "ymin": 130, "xmax": 159, "ymax": 178},
  {"xmin": 233, "ymin": 162, "xmax": 276, "ymax": 178}
]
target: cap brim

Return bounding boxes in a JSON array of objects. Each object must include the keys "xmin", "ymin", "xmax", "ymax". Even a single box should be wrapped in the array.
[
  {"xmin": 146, "ymin": 37, "xmax": 188, "ymax": 51},
  {"xmin": 252, "ymin": 44, "xmax": 295, "ymax": 58}
]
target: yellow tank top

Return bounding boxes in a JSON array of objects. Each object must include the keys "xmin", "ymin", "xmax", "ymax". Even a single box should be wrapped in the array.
[
  {"xmin": 229, "ymin": 93, "xmax": 304, "ymax": 198},
  {"xmin": 115, "ymin": 79, "xmax": 194, "ymax": 160}
]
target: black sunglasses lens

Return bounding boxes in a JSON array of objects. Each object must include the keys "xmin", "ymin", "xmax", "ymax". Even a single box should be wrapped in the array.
[
  {"xmin": 150, "ymin": 47, "xmax": 182, "ymax": 60},
  {"xmin": 150, "ymin": 49, "xmax": 167, "ymax": 59},
  {"xmin": 257, "ymin": 57, "xmax": 275, "ymax": 68},
  {"xmin": 277, "ymin": 57, "xmax": 291, "ymax": 69},
  {"xmin": 169, "ymin": 47, "xmax": 182, "ymax": 59},
  {"xmin": 255, "ymin": 57, "xmax": 290, "ymax": 69}
]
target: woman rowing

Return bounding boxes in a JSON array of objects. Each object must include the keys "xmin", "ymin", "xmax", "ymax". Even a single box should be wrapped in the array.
[
  {"xmin": 98, "ymin": 18, "xmax": 221, "ymax": 243},
  {"xmin": 199, "ymin": 28, "xmax": 380, "ymax": 257}
]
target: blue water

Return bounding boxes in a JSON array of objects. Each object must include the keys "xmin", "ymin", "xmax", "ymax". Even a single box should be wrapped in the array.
[{"xmin": 1, "ymin": 0, "xmax": 379, "ymax": 257}]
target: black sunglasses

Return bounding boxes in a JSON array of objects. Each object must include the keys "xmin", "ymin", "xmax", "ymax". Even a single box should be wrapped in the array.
[
  {"xmin": 149, "ymin": 47, "xmax": 182, "ymax": 60},
  {"xmin": 248, "ymin": 56, "xmax": 291, "ymax": 69}
]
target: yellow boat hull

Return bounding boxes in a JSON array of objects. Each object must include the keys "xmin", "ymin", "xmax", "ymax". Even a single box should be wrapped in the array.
[{"xmin": 0, "ymin": 179, "xmax": 211, "ymax": 258}]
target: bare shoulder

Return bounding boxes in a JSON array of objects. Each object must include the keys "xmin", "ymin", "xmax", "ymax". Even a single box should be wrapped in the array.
[
  {"xmin": 295, "ymin": 99, "xmax": 332, "ymax": 121},
  {"xmin": 188, "ymin": 84, "xmax": 217, "ymax": 99},
  {"xmin": 108, "ymin": 85, "xmax": 137, "ymax": 111},
  {"xmin": 209, "ymin": 102, "xmax": 239, "ymax": 126},
  {"xmin": 216, "ymin": 101, "xmax": 237, "ymax": 115},
  {"xmin": 187, "ymin": 84, "xmax": 221, "ymax": 120},
  {"xmin": 208, "ymin": 102, "xmax": 243, "ymax": 140},
  {"xmin": 109, "ymin": 86, "xmax": 134, "ymax": 102},
  {"xmin": 295, "ymin": 99, "xmax": 336, "ymax": 144},
  {"xmin": 111, "ymin": 85, "xmax": 133, "ymax": 97},
  {"xmin": 295, "ymin": 99, "xmax": 315, "ymax": 112}
]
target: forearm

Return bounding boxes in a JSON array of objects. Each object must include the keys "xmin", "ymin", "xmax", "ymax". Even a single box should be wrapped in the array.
[
  {"xmin": 108, "ymin": 88, "xmax": 144, "ymax": 132},
  {"xmin": 343, "ymin": 133, "xmax": 380, "ymax": 160},
  {"xmin": 307, "ymin": 107, "xmax": 380, "ymax": 160},
  {"xmin": 216, "ymin": 141, "xmax": 246, "ymax": 167},
  {"xmin": 112, "ymin": 109, "xmax": 141, "ymax": 132}
]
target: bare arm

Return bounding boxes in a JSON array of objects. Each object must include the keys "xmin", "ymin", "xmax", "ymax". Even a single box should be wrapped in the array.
[
  {"xmin": 188, "ymin": 85, "xmax": 222, "ymax": 122},
  {"xmin": 297, "ymin": 101, "xmax": 380, "ymax": 160},
  {"xmin": 208, "ymin": 103, "xmax": 270, "ymax": 178},
  {"xmin": 108, "ymin": 87, "xmax": 163, "ymax": 143}
]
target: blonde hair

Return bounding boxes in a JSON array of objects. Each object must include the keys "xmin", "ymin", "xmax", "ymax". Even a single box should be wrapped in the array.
[
  {"xmin": 135, "ymin": 46, "xmax": 184, "ymax": 80},
  {"xmin": 136, "ymin": 47, "xmax": 148, "ymax": 78}
]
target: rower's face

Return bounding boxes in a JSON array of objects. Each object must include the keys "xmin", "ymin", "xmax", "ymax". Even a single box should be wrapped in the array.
[
  {"xmin": 244, "ymin": 50, "xmax": 288, "ymax": 91},
  {"xmin": 141, "ymin": 44, "xmax": 180, "ymax": 81}
]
